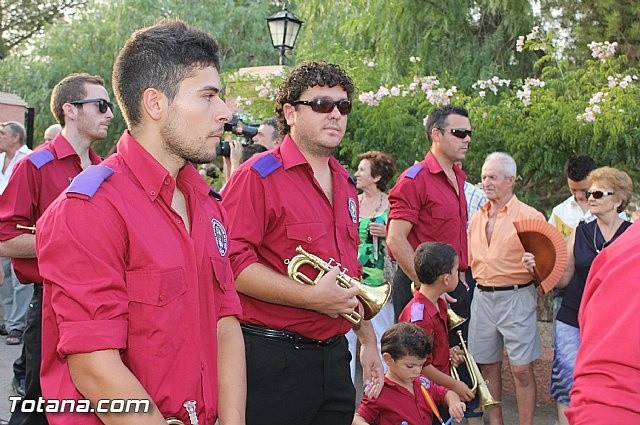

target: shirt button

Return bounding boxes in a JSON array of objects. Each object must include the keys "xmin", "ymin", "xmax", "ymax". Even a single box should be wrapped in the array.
[
  {"xmin": 149, "ymin": 190, "xmax": 156, "ymax": 196},
  {"xmin": 159, "ymin": 294, "xmax": 165, "ymax": 301},
  {"xmin": 306, "ymin": 237, "xmax": 312, "ymax": 242},
  {"xmin": 164, "ymin": 177, "xmax": 171, "ymax": 185},
  {"xmin": 201, "ymin": 362, "xmax": 205, "ymax": 371}
]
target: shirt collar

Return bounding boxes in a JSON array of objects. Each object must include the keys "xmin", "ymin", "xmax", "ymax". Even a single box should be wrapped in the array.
[
  {"xmin": 424, "ymin": 151, "xmax": 467, "ymax": 180},
  {"xmin": 116, "ymin": 131, "xmax": 210, "ymax": 203},
  {"xmin": 16, "ymin": 145, "xmax": 31, "ymax": 155},
  {"xmin": 482, "ymin": 193, "xmax": 518, "ymax": 213},
  {"xmin": 278, "ymin": 134, "xmax": 351, "ymax": 181},
  {"xmin": 414, "ymin": 292, "xmax": 443, "ymax": 319},
  {"xmin": 48, "ymin": 133, "xmax": 101, "ymax": 164}
]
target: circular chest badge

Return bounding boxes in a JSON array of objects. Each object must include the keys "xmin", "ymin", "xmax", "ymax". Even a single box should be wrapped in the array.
[{"xmin": 211, "ymin": 218, "xmax": 228, "ymax": 257}]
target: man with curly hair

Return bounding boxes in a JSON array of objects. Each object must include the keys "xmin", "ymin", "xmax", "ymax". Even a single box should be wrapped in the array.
[{"xmin": 222, "ymin": 61, "xmax": 384, "ymax": 425}]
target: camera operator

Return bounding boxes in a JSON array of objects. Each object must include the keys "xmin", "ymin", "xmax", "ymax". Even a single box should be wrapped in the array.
[
  {"xmin": 217, "ymin": 114, "xmax": 262, "ymax": 181},
  {"xmin": 252, "ymin": 117, "xmax": 282, "ymax": 149}
]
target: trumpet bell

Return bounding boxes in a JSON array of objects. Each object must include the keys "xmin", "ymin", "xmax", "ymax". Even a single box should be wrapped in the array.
[
  {"xmin": 285, "ymin": 246, "xmax": 392, "ymax": 325},
  {"xmin": 447, "ymin": 308, "xmax": 467, "ymax": 330}
]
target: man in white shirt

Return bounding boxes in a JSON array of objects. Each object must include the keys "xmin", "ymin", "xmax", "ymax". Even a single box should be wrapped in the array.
[{"xmin": 0, "ymin": 122, "xmax": 32, "ymax": 194}]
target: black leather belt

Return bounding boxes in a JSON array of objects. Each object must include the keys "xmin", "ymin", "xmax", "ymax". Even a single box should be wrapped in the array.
[
  {"xmin": 477, "ymin": 280, "xmax": 535, "ymax": 292},
  {"xmin": 240, "ymin": 324, "xmax": 341, "ymax": 347}
]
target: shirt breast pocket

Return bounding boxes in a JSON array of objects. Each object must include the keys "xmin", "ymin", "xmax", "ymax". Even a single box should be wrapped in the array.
[
  {"xmin": 429, "ymin": 205, "xmax": 450, "ymax": 221},
  {"xmin": 285, "ymin": 222, "xmax": 327, "ymax": 250},
  {"xmin": 211, "ymin": 255, "xmax": 234, "ymax": 292},
  {"xmin": 126, "ymin": 267, "xmax": 187, "ymax": 356}
]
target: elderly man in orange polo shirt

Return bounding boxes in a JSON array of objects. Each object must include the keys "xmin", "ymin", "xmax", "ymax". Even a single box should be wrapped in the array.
[{"xmin": 467, "ymin": 152, "xmax": 545, "ymax": 425}]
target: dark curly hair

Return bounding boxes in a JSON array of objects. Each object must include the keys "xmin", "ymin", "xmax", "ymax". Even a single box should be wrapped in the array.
[
  {"xmin": 275, "ymin": 61, "xmax": 355, "ymax": 136},
  {"xmin": 357, "ymin": 150, "xmax": 397, "ymax": 191},
  {"xmin": 565, "ymin": 153, "xmax": 596, "ymax": 182},
  {"xmin": 381, "ymin": 322, "xmax": 433, "ymax": 360}
]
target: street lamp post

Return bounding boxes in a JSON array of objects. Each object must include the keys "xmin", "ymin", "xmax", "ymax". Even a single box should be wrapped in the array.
[{"xmin": 266, "ymin": 6, "xmax": 303, "ymax": 65}]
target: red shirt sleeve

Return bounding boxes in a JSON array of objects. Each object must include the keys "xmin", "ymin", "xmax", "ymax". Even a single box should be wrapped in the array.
[
  {"xmin": 388, "ymin": 173, "xmax": 422, "ymax": 225},
  {"xmin": 221, "ymin": 166, "xmax": 267, "ymax": 278},
  {"xmin": 38, "ymin": 199, "xmax": 129, "ymax": 356}
]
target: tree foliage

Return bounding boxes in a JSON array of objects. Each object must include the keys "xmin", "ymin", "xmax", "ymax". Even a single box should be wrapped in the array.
[
  {"xmin": 0, "ymin": 0, "xmax": 281, "ymax": 153},
  {"xmin": 0, "ymin": 0, "xmax": 87, "ymax": 59},
  {"xmin": 540, "ymin": 0, "xmax": 640, "ymax": 65},
  {"xmin": 229, "ymin": 34, "xmax": 640, "ymax": 214},
  {"xmin": 291, "ymin": 0, "xmax": 537, "ymax": 89}
]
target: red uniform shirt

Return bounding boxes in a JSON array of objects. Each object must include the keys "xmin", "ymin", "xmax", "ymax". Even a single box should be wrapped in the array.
[
  {"xmin": 357, "ymin": 375, "xmax": 449, "ymax": 425},
  {"xmin": 566, "ymin": 222, "xmax": 640, "ymax": 424},
  {"xmin": 399, "ymin": 292, "xmax": 451, "ymax": 375},
  {"xmin": 388, "ymin": 152, "xmax": 468, "ymax": 271},
  {"xmin": 221, "ymin": 135, "xmax": 360, "ymax": 340},
  {"xmin": 0, "ymin": 134, "xmax": 101, "ymax": 283},
  {"xmin": 37, "ymin": 131, "xmax": 242, "ymax": 425}
]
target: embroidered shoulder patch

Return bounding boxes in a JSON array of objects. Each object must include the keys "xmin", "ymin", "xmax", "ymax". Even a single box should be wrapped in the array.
[
  {"xmin": 405, "ymin": 163, "xmax": 425, "ymax": 179},
  {"xmin": 65, "ymin": 165, "xmax": 114, "ymax": 198},
  {"xmin": 28, "ymin": 149, "xmax": 55, "ymax": 169},
  {"xmin": 410, "ymin": 302, "xmax": 425, "ymax": 322},
  {"xmin": 251, "ymin": 153, "xmax": 282, "ymax": 178}
]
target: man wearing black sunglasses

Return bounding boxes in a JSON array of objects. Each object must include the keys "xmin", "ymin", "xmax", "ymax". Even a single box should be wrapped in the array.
[
  {"xmin": 386, "ymin": 105, "xmax": 477, "ymax": 422},
  {"xmin": 222, "ymin": 61, "xmax": 384, "ymax": 425},
  {"xmin": 0, "ymin": 73, "xmax": 110, "ymax": 425},
  {"xmin": 387, "ymin": 105, "xmax": 472, "ymax": 320}
]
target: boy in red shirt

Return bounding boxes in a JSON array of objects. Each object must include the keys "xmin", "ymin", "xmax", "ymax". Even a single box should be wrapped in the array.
[
  {"xmin": 399, "ymin": 242, "xmax": 475, "ymax": 407},
  {"xmin": 354, "ymin": 322, "xmax": 465, "ymax": 425}
]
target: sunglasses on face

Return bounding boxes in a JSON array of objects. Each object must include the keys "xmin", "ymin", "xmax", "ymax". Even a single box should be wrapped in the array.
[
  {"xmin": 586, "ymin": 190, "xmax": 615, "ymax": 199},
  {"xmin": 290, "ymin": 98, "xmax": 352, "ymax": 115},
  {"xmin": 439, "ymin": 127, "xmax": 472, "ymax": 139},
  {"xmin": 70, "ymin": 98, "xmax": 114, "ymax": 114}
]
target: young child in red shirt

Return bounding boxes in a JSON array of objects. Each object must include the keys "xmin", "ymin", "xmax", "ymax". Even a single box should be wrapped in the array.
[
  {"xmin": 353, "ymin": 322, "xmax": 465, "ymax": 425},
  {"xmin": 398, "ymin": 242, "xmax": 475, "ymax": 407}
]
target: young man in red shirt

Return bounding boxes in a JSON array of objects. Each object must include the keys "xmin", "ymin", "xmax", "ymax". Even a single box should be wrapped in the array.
[{"xmin": 37, "ymin": 19, "xmax": 244, "ymax": 425}]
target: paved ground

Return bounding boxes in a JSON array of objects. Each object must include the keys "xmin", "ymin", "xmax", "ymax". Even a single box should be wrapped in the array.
[{"xmin": 0, "ymin": 339, "xmax": 21, "ymax": 421}]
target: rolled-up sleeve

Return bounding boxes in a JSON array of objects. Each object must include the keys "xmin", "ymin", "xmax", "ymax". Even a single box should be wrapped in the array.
[
  {"xmin": 38, "ymin": 198, "xmax": 129, "ymax": 357},
  {"xmin": 388, "ymin": 176, "xmax": 421, "ymax": 225},
  {"xmin": 222, "ymin": 167, "xmax": 268, "ymax": 278}
]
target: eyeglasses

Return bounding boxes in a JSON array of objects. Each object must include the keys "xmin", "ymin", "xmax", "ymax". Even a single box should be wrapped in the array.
[
  {"xmin": 290, "ymin": 98, "xmax": 352, "ymax": 115},
  {"xmin": 70, "ymin": 98, "xmax": 114, "ymax": 114},
  {"xmin": 586, "ymin": 190, "xmax": 615, "ymax": 199},
  {"xmin": 439, "ymin": 127, "xmax": 472, "ymax": 139}
]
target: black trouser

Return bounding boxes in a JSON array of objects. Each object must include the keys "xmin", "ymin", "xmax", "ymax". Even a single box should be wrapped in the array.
[
  {"xmin": 9, "ymin": 284, "xmax": 48, "ymax": 425},
  {"xmin": 392, "ymin": 267, "xmax": 413, "ymax": 321},
  {"xmin": 243, "ymin": 329, "xmax": 355, "ymax": 425},
  {"xmin": 13, "ymin": 344, "xmax": 26, "ymax": 383}
]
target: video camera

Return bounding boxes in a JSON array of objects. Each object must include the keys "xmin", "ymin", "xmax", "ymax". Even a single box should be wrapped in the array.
[{"xmin": 216, "ymin": 114, "xmax": 259, "ymax": 157}]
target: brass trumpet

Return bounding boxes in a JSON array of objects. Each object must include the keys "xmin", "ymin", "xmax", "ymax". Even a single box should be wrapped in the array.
[
  {"xmin": 447, "ymin": 308, "xmax": 467, "ymax": 330},
  {"xmin": 450, "ymin": 330, "xmax": 501, "ymax": 412},
  {"xmin": 285, "ymin": 245, "xmax": 391, "ymax": 325}
]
